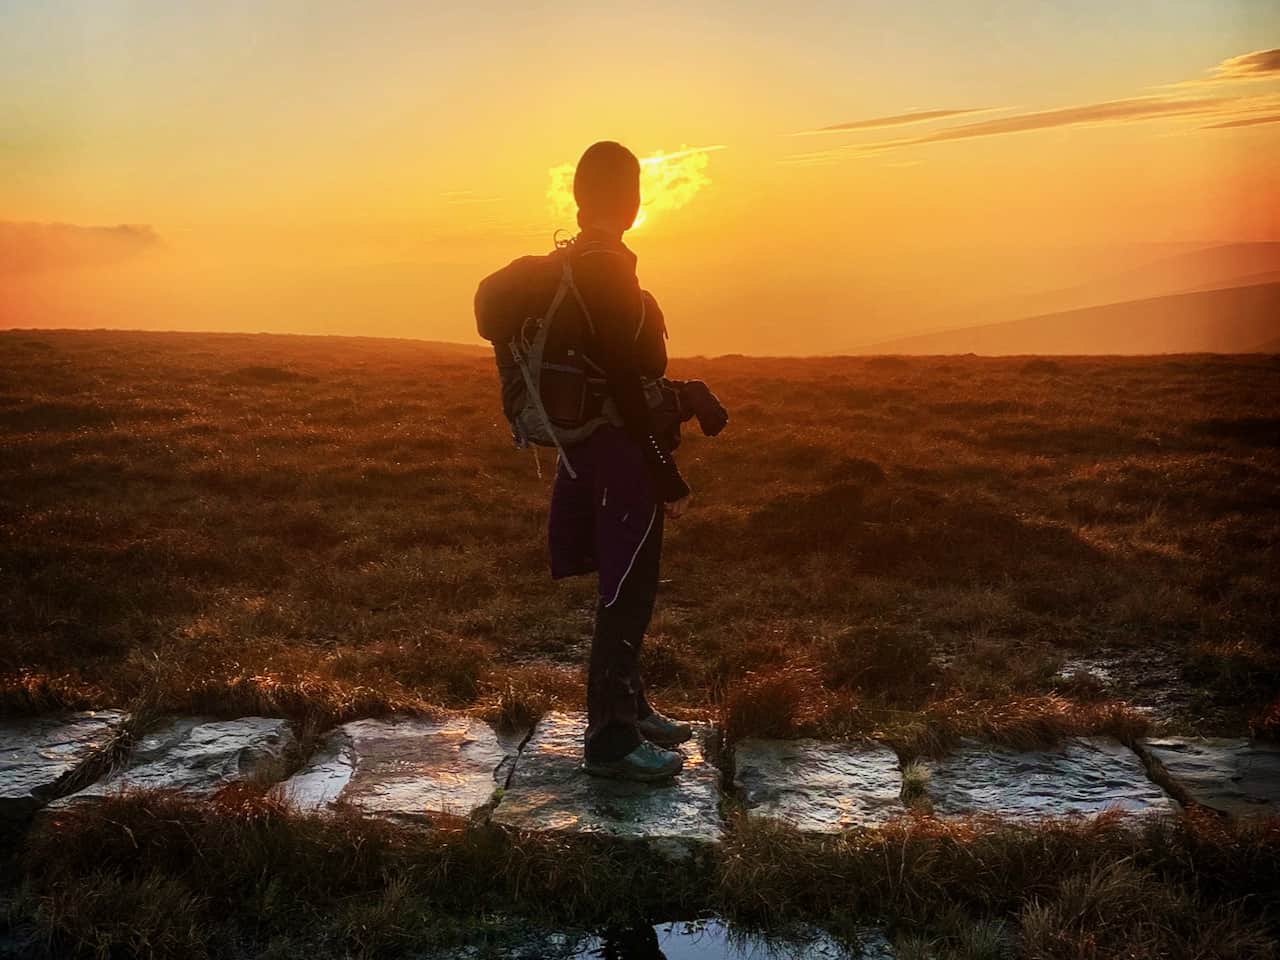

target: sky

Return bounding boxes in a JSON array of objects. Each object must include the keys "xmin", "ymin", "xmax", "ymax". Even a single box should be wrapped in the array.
[{"xmin": 2, "ymin": 0, "xmax": 1278, "ymax": 354}]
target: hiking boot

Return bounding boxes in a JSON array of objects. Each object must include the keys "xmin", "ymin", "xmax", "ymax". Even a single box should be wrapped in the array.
[
  {"xmin": 583, "ymin": 741, "xmax": 683, "ymax": 782},
  {"xmin": 638, "ymin": 711, "xmax": 693, "ymax": 747}
]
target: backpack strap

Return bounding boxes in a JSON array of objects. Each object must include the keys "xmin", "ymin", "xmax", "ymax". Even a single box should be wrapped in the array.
[
  {"xmin": 506, "ymin": 257, "xmax": 582, "ymax": 479},
  {"xmin": 562, "ymin": 256, "xmax": 595, "ymax": 338}
]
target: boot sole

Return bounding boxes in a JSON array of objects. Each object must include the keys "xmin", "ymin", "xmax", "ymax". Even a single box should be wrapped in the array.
[{"xmin": 582, "ymin": 761, "xmax": 683, "ymax": 782}]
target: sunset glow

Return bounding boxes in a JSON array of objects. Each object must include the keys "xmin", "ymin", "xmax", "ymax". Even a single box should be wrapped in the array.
[
  {"xmin": 1, "ymin": 2, "xmax": 1278, "ymax": 354},
  {"xmin": 547, "ymin": 145, "xmax": 726, "ymax": 230}
]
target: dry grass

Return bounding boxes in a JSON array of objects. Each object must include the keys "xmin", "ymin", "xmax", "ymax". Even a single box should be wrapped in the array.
[
  {"xmin": 6, "ymin": 790, "xmax": 1277, "ymax": 959},
  {"xmin": 10, "ymin": 790, "xmax": 709, "ymax": 959},
  {"xmin": 3, "ymin": 330, "xmax": 1276, "ymax": 745},
  {"xmin": 720, "ymin": 811, "xmax": 1279, "ymax": 957}
]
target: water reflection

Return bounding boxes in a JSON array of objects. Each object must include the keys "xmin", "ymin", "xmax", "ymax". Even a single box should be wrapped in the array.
[
  {"xmin": 582, "ymin": 923, "xmax": 662, "ymax": 959},
  {"xmin": 577, "ymin": 918, "xmax": 881, "ymax": 959},
  {"xmin": 435, "ymin": 917, "xmax": 892, "ymax": 959}
]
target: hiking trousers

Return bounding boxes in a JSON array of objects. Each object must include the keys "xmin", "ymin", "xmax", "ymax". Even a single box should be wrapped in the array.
[
  {"xmin": 547, "ymin": 426, "xmax": 664, "ymax": 762},
  {"xmin": 584, "ymin": 508, "xmax": 662, "ymax": 761}
]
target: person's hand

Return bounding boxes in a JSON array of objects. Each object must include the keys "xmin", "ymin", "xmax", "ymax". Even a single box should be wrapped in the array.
[{"xmin": 665, "ymin": 494, "xmax": 691, "ymax": 519}]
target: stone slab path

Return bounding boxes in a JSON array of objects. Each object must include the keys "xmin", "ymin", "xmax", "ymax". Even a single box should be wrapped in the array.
[
  {"xmin": 1140, "ymin": 737, "xmax": 1280, "ymax": 819},
  {"xmin": 490, "ymin": 712, "xmax": 723, "ymax": 849},
  {"xmin": 283, "ymin": 715, "xmax": 522, "ymax": 823},
  {"xmin": 6, "ymin": 710, "xmax": 1278, "ymax": 845},
  {"xmin": 734, "ymin": 738, "xmax": 903, "ymax": 830},
  {"xmin": 0, "ymin": 710, "xmax": 125, "ymax": 821},
  {"xmin": 922, "ymin": 737, "xmax": 1178, "ymax": 818},
  {"xmin": 51, "ymin": 716, "xmax": 294, "ymax": 808}
]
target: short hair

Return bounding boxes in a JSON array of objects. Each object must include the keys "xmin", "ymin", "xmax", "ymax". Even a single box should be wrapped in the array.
[{"xmin": 573, "ymin": 141, "xmax": 640, "ymax": 223}]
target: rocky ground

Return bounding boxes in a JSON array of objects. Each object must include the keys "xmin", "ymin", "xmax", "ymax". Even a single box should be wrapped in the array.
[{"xmin": 4, "ymin": 708, "xmax": 1278, "ymax": 957}]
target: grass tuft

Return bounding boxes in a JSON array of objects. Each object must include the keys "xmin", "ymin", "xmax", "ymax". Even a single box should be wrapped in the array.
[
  {"xmin": 720, "ymin": 665, "xmax": 839, "ymax": 741},
  {"xmin": 901, "ymin": 761, "xmax": 931, "ymax": 809}
]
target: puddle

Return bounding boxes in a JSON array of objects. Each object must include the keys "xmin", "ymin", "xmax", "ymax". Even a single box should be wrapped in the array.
[
  {"xmin": 433, "ymin": 918, "xmax": 894, "ymax": 959},
  {"xmin": 1052, "ymin": 646, "xmax": 1237, "ymax": 731}
]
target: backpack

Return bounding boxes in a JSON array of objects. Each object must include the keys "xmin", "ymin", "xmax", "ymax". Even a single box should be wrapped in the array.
[{"xmin": 475, "ymin": 242, "xmax": 617, "ymax": 477}]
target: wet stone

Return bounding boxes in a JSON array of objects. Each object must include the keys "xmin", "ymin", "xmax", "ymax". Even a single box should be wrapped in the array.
[
  {"xmin": 734, "ymin": 738, "xmax": 904, "ymax": 831},
  {"xmin": 0, "ymin": 711, "xmax": 126, "ymax": 820},
  {"xmin": 284, "ymin": 715, "xmax": 520, "ymax": 823},
  {"xmin": 924, "ymin": 737, "xmax": 1177, "ymax": 818},
  {"xmin": 490, "ymin": 712, "xmax": 723, "ymax": 850},
  {"xmin": 51, "ymin": 716, "xmax": 295, "ymax": 806},
  {"xmin": 1141, "ymin": 737, "xmax": 1280, "ymax": 819}
]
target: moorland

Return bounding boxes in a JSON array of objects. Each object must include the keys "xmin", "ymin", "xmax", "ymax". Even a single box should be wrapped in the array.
[{"xmin": 2, "ymin": 329, "xmax": 1277, "ymax": 958}]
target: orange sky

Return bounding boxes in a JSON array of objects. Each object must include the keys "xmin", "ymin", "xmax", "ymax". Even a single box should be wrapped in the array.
[{"xmin": 2, "ymin": 2, "xmax": 1278, "ymax": 354}]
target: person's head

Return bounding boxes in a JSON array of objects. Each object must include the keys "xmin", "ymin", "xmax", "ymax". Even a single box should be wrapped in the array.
[{"xmin": 573, "ymin": 141, "xmax": 641, "ymax": 234}]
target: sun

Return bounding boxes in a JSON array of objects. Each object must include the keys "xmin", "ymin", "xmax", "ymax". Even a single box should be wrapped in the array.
[{"xmin": 547, "ymin": 145, "xmax": 725, "ymax": 231}]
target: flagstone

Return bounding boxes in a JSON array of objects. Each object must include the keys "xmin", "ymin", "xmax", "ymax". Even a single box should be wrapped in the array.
[
  {"xmin": 284, "ymin": 715, "xmax": 521, "ymax": 823},
  {"xmin": 51, "ymin": 716, "xmax": 294, "ymax": 806},
  {"xmin": 490, "ymin": 712, "xmax": 723, "ymax": 850},
  {"xmin": 923, "ymin": 737, "xmax": 1177, "ymax": 818},
  {"xmin": 734, "ymin": 738, "xmax": 904, "ymax": 830},
  {"xmin": 1141, "ymin": 737, "xmax": 1280, "ymax": 818},
  {"xmin": 0, "ymin": 710, "xmax": 126, "ymax": 820}
]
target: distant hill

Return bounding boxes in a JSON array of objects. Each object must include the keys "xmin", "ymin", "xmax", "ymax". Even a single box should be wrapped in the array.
[
  {"xmin": 861, "ymin": 282, "xmax": 1280, "ymax": 355},
  {"xmin": 1092, "ymin": 242, "xmax": 1280, "ymax": 301},
  {"xmin": 956, "ymin": 242, "xmax": 1280, "ymax": 329}
]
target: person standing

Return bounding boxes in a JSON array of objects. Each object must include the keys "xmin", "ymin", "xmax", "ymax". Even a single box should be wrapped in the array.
[{"xmin": 476, "ymin": 141, "xmax": 694, "ymax": 781}]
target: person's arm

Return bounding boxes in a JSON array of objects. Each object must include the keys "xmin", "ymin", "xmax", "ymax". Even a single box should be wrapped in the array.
[
  {"xmin": 574, "ymin": 250, "xmax": 689, "ymax": 503},
  {"xmin": 635, "ymin": 290, "xmax": 668, "ymax": 379}
]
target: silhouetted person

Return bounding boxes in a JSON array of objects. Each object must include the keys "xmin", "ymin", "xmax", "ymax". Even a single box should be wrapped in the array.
[
  {"xmin": 476, "ymin": 141, "xmax": 698, "ymax": 781},
  {"xmin": 553, "ymin": 142, "xmax": 694, "ymax": 781}
]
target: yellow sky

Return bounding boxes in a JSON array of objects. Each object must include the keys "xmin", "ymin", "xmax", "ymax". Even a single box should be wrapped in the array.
[{"xmin": 2, "ymin": 2, "xmax": 1278, "ymax": 354}]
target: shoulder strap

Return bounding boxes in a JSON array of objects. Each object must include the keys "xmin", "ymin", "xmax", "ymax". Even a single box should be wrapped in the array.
[{"xmin": 560, "ymin": 252, "xmax": 595, "ymax": 337}]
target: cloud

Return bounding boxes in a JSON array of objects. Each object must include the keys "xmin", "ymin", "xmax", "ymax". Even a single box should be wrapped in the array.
[
  {"xmin": 886, "ymin": 95, "xmax": 1230, "ymax": 145},
  {"xmin": 1203, "ymin": 112, "xmax": 1280, "ymax": 129},
  {"xmin": 793, "ymin": 108, "xmax": 990, "ymax": 136},
  {"xmin": 0, "ymin": 222, "xmax": 161, "ymax": 275},
  {"xmin": 785, "ymin": 94, "xmax": 1241, "ymax": 162},
  {"xmin": 784, "ymin": 46, "xmax": 1280, "ymax": 165},
  {"xmin": 1206, "ymin": 48, "xmax": 1280, "ymax": 82}
]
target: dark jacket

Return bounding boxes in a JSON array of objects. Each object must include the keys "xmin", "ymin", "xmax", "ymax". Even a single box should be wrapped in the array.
[{"xmin": 566, "ymin": 230, "xmax": 688, "ymax": 502}]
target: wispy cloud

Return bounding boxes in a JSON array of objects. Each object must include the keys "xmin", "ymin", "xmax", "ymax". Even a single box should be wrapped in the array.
[
  {"xmin": 1203, "ymin": 112, "xmax": 1280, "ymax": 129},
  {"xmin": 784, "ymin": 95, "xmax": 1231, "ymax": 162},
  {"xmin": 880, "ymin": 95, "xmax": 1229, "ymax": 145},
  {"xmin": 792, "ymin": 108, "xmax": 990, "ymax": 136},
  {"xmin": 784, "ymin": 47, "xmax": 1280, "ymax": 165},
  {"xmin": 1202, "ymin": 48, "xmax": 1280, "ymax": 83}
]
